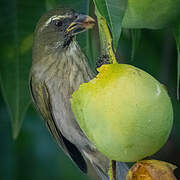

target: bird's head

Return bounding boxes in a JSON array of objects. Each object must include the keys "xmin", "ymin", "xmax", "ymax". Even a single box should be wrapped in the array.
[{"xmin": 34, "ymin": 7, "xmax": 95, "ymax": 50}]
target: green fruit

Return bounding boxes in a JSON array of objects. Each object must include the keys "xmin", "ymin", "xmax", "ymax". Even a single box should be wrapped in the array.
[
  {"xmin": 122, "ymin": 0, "xmax": 180, "ymax": 29},
  {"xmin": 71, "ymin": 64, "xmax": 173, "ymax": 162}
]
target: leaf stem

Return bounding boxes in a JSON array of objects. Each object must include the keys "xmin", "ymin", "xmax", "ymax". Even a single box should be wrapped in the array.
[{"xmin": 95, "ymin": 8, "xmax": 117, "ymax": 64}]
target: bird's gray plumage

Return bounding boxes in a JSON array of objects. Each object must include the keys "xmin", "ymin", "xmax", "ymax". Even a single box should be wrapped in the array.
[{"xmin": 30, "ymin": 7, "xmax": 128, "ymax": 180}]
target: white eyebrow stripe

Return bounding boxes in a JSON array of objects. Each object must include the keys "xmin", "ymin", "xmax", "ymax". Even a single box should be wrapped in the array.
[{"xmin": 40, "ymin": 14, "xmax": 72, "ymax": 31}]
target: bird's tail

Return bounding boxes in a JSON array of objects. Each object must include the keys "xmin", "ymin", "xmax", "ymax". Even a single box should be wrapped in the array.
[{"xmin": 93, "ymin": 161, "xmax": 129, "ymax": 180}]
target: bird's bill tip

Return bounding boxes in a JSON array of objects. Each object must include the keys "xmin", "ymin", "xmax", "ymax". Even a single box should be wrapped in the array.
[
  {"xmin": 66, "ymin": 14, "xmax": 95, "ymax": 34},
  {"xmin": 79, "ymin": 14, "xmax": 95, "ymax": 29}
]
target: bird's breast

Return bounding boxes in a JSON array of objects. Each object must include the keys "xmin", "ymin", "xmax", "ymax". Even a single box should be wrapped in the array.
[{"xmin": 31, "ymin": 42, "xmax": 94, "ymax": 149}]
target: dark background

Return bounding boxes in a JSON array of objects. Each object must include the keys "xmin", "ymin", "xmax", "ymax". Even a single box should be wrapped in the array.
[{"xmin": 0, "ymin": 0, "xmax": 180, "ymax": 179}]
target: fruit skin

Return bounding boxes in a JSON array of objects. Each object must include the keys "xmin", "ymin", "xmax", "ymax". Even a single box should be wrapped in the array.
[
  {"xmin": 122, "ymin": 0, "xmax": 180, "ymax": 29},
  {"xmin": 71, "ymin": 64, "xmax": 173, "ymax": 162}
]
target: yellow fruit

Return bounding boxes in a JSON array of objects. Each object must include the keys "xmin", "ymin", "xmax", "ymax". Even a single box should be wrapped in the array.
[
  {"xmin": 122, "ymin": 0, "xmax": 180, "ymax": 29},
  {"xmin": 126, "ymin": 160, "xmax": 177, "ymax": 180},
  {"xmin": 71, "ymin": 64, "xmax": 173, "ymax": 162}
]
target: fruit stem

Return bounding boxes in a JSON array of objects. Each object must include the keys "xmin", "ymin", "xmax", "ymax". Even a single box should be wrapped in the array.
[
  {"xmin": 108, "ymin": 160, "xmax": 117, "ymax": 180},
  {"xmin": 112, "ymin": 160, "xmax": 117, "ymax": 180},
  {"xmin": 95, "ymin": 8, "xmax": 117, "ymax": 64}
]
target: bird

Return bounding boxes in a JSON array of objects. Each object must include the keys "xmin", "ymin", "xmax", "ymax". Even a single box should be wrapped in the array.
[{"xmin": 29, "ymin": 7, "xmax": 128, "ymax": 180}]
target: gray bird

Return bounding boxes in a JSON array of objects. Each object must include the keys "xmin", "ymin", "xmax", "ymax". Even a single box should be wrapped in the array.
[{"xmin": 29, "ymin": 7, "xmax": 128, "ymax": 180}]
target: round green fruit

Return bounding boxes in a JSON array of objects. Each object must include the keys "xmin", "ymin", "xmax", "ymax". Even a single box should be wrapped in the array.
[
  {"xmin": 71, "ymin": 64, "xmax": 173, "ymax": 162},
  {"xmin": 122, "ymin": 0, "xmax": 180, "ymax": 29}
]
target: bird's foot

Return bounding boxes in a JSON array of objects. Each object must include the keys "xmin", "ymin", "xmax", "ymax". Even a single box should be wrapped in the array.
[{"xmin": 96, "ymin": 54, "xmax": 110, "ymax": 68}]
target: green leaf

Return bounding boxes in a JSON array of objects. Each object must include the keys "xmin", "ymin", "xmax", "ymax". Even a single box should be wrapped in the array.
[
  {"xmin": 86, "ymin": 0, "xmax": 100, "ymax": 71},
  {"xmin": 0, "ymin": 0, "xmax": 45, "ymax": 139},
  {"xmin": 174, "ymin": 23, "xmax": 180, "ymax": 100},
  {"xmin": 0, "ymin": 0, "xmax": 88, "ymax": 139},
  {"xmin": 92, "ymin": 0, "xmax": 128, "ymax": 50},
  {"xmin": 131, "ymin": 29, "xmax": 141, "ymax": 61},
  {"xmin": 46, "ymin": 0, "xmax": 57, "ymax": 10}
]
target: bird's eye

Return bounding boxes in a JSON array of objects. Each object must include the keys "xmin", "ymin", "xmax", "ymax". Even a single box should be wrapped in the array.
[{"xmin": 55, "ymin": 20, "xmax": 63, "ymax": 27}]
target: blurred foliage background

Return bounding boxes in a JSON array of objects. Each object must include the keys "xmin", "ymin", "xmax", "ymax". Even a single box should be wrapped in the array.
[{"xmin": 0, "ymin": 0, "xmax": 180, "ymax": 179}]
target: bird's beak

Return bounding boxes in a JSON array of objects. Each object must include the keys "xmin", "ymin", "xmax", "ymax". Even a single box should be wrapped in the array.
[{"xmin": 66, "ymin": 14, "xmax": 95, "ymax": 35}]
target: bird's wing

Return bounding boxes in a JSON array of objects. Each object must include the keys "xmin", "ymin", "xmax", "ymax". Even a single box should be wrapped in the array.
[{"xmin": 29, "ymin": 75, "xmax": 87, "ymax": 173}]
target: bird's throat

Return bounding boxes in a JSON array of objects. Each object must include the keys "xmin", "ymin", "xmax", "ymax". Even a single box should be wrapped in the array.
[
  {"xmin": 32, "ymin": 40, "xmax": 94, "ymax": 88},
  {"xmin": 62, "ymin": 36, "xmax": 74, "ymax": 48}
]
